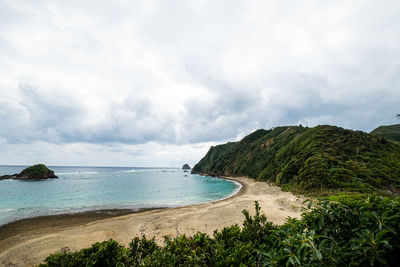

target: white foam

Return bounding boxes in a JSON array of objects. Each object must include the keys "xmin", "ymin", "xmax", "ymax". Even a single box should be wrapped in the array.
[
  {"xmin": 122, "ymin": 169, "xmax": 165, "ymax": 173},
  {"xmin": 57, "ymin": 171, "xmax": 99, "ymax": 175},
  {"xmin": 211, "ymin": 178, "xmax": 243, "ymax": 203},
  {"xmin": 0, "ymin": 208, "xmax": 15, "ymax": 212}
]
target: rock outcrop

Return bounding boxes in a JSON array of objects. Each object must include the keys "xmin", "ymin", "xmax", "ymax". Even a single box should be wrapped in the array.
[
  {"xmin": 182, "ymin": 164, "xmax": 191, "ymax": 170},
  {"xmin": 0, "ymin": 164, "xmax": 58, "ymax": 180}
]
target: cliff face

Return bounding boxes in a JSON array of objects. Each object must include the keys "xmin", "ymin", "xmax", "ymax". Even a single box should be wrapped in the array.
[{"xmin": 192, "ymin": 125, "xmax": 400, "ymax": 194}]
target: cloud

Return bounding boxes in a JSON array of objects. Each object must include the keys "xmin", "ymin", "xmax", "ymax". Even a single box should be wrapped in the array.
[
  {"xmin": 0, "ymin": 140, "xmax": 216, "ymax": 167},
  {"xmin": 0, "ymin": 83, "xmax": 83, "ymax": 143},
  {"xmin": 0, "ymin": 0, "xmax": 400, "ymax": 165}
]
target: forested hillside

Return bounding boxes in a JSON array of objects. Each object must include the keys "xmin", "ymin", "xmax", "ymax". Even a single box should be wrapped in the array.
[
  {"xmin": 370, "ymin": 124, "xmax": 400, "ymax": 143},
  {"xmin": 192, "ymin": 125, "xmax": 400, "ymax": 195}
]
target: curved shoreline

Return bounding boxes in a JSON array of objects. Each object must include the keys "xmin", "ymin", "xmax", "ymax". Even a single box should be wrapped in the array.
[
  {"xmin": 0, "ymin": 175, "xmax": 242, "ymax": 231},
  {"xmin": 0, "ymin": 208, "xmax": 166, "ymax": 243},
  {"xmin": 0, "ymin": 176, "xmax": 304, "ymax": 266},
  {"xmin": 204, "ymin": 176, "xmax": 244, "ymax": 203}
]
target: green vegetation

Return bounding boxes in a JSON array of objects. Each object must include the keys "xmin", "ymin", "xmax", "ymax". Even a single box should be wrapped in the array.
[
  {"xmin": 37, "ymin": 125, "xmax": 400, "ymax": 266},
  {"xmin": 20, "ymin": 164, "xmax": 57, "ymax": 179},
  {"xmin": 21, "ymin": 164, "xmax": 50, "ymax": 177},
  {"xmin": 39, "ymin": 197, "xmax": 400, "ymax": 266},
  {"xmin": 192, "ymin": 125, "xmax": 400, "ymax": 195},
  {"xmin": 370, "ymin": 124, "xmax": 400, "ymax": 143}
]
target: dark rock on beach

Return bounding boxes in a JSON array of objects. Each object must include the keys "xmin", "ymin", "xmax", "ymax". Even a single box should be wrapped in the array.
[{"xmin": 0, "ymin": 164, "xmax": 58, "ymax": 180}]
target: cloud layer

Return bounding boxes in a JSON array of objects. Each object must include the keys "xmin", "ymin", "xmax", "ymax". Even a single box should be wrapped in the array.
[{"xmin": 1, "ymin": 0, "xmax": 400, "ymax": 166}]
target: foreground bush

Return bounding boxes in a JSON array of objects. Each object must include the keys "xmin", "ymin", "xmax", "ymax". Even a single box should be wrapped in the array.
[{"xmin": 39, "ymin": 197, "xmax": 400, "ymax": 266}]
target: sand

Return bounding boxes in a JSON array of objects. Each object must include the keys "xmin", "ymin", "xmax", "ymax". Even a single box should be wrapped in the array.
[{"xmin": 0, "ymin": 177, "xmax": 306, "ymax": 266}]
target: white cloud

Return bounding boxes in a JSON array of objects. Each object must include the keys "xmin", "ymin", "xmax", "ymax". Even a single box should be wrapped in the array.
[
  {"xmin": 0, "ymin": 140, "xmax": 216, "ymax": 167},
  {"xmin": 0, "ymin": 0, "xmax": 399, "ymax": 165}
]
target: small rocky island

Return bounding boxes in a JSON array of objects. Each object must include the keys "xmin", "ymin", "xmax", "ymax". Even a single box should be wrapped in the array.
[
  {"xmin": 0, "ymin": 164, "xmax": 58, "ymax": 180},
  {"xmin": 182, "ymin": 164, "xmax": 191, "ymax": 170}
]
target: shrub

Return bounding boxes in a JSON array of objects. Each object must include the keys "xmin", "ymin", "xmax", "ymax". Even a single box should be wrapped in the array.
[
  {"xmin": 40, "ymin": 198, "xmax": 400, "ymax": 266},
  {"xmin": 21, "ymin": 164, "xmax": 49, "ymax": 177}
]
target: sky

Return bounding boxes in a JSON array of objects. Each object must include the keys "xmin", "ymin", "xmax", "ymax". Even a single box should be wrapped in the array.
[{"xmin": 0, "ymin": 0, "xmax": 399, "ymax": 167}]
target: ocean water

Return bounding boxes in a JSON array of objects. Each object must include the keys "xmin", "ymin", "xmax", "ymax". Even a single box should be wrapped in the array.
[{"xmin": 0, "ymin": 166, "xmax": 240, "ymax": 226}]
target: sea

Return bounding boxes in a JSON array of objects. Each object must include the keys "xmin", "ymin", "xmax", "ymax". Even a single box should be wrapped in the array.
[{"xmin": 0, "ymin": 165, "xmax": 240, "ymax": 226}]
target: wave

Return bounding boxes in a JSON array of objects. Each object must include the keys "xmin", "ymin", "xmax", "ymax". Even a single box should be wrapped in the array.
[
  {"xmin": 57, "ymin": 168, "xmax": 179, "ymax": 175},
  {"xmin": 121, "ymin": 169, "xmax": 170, "ymax": 173},
  {"xmin": 56, "ymin": 171, "xmax": 99, "ymax": 175},
  {"xmin": 0, "ymin": 208, "xmax": 15, "ymax": 212},
  {"xmin": 208, "ymin": 179, "xmax": 242, "ymax": 203},
  {"xmin": 0, "ymin": 171, "xmax": 238, "ymax": 227}
]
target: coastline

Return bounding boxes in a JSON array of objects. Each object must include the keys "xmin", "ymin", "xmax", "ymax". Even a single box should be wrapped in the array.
[
  {"xmin": 0, "ymin": 176, "xmax": 304, "ymax": 266},
  {"xmin": 0, "ymin": 208, "xmax": 165, "ymax": 244},
  {"xmin": 0, "ymin": 175, "xmax": 241, "ymax": 236}
]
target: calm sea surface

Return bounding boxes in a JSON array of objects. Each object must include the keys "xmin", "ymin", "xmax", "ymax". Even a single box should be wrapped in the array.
[{"xmin": 0, "ymin": 166, "xmax": 240, "ymax": 226}]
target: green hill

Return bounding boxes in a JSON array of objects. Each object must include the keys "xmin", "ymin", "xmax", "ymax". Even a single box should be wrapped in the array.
[
  {"xmin": 192, "ymin": 125, "xmax": 400, "ymax": 195},
  {"xmin": 370, "ymin": 123, "xmax": 400, "ymax": 142}
]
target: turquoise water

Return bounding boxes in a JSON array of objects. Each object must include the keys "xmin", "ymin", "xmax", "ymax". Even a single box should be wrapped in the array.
[{"xmin": 0, "ymin": 166, "xmax": 240, "ymax": 226}]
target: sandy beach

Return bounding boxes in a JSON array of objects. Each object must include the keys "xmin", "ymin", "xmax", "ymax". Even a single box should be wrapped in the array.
[{"xmin": 0, "ymin": 177, "xmax": 305, "ymax": 266}]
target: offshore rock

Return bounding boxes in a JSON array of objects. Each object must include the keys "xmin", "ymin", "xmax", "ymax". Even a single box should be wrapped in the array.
[{"xmin": 0, "ymin": 164, "xmax": 58, "ymax": 180}]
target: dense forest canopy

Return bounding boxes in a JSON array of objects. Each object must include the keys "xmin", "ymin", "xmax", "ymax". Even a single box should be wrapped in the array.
[
  {"xmin": 193, "ymin": 125, "xmax": 400, "ymax": 195},
  {"xmin": 370, "ymin": 124, "xmax": 400, "ymax": 143}
]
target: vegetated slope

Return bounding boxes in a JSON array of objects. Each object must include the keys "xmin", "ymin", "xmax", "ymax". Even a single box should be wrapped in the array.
[
  {"xmin": 192, "ymin": 125, "xmax": 400, "ymax": 194},
  {"xmin": 0, "ymin": 164, "xmax": 58, "ymax": 180},
  {"xmin": 370, "ymin": 123, "xmax": 400, "ymax": 143},
  {"xmin": 40, "ymin": 197, "xmax": 400, "ymax": 266}
]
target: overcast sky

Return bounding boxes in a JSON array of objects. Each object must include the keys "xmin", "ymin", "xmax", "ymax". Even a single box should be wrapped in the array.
[{"xmin": 0, "ymin": 0, "xmax": 399, "ymax": 167}]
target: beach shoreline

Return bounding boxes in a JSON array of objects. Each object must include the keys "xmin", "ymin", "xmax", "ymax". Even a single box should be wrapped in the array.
[
  {"xmin": 0, "ymin": 208, "xmax": 166, "ymax": 244},
  {"xmin": 0, "ymin": 176, "xmax": 304, "ymax": 266},
  {"xmin": 0, "ymin": 175, "xmax": 242, "ymax": 241}
]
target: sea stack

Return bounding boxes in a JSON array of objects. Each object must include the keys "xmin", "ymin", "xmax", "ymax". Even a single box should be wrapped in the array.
[
  {"xmin": 182, "ymin": 164, "xmax": 191, "ymax": 170},
  {"xmin": 0, "ymin": 164, "xmax": 58, "ymax": 180}
]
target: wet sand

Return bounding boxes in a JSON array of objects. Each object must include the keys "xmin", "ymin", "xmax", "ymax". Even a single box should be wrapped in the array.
[
  {"xmin": 0, "ymin": 177, "xmax": 305, "ymax": 266},
  {"xmin": 0, "ymin": 208, "xmax": 162, "ymax": 248}
]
